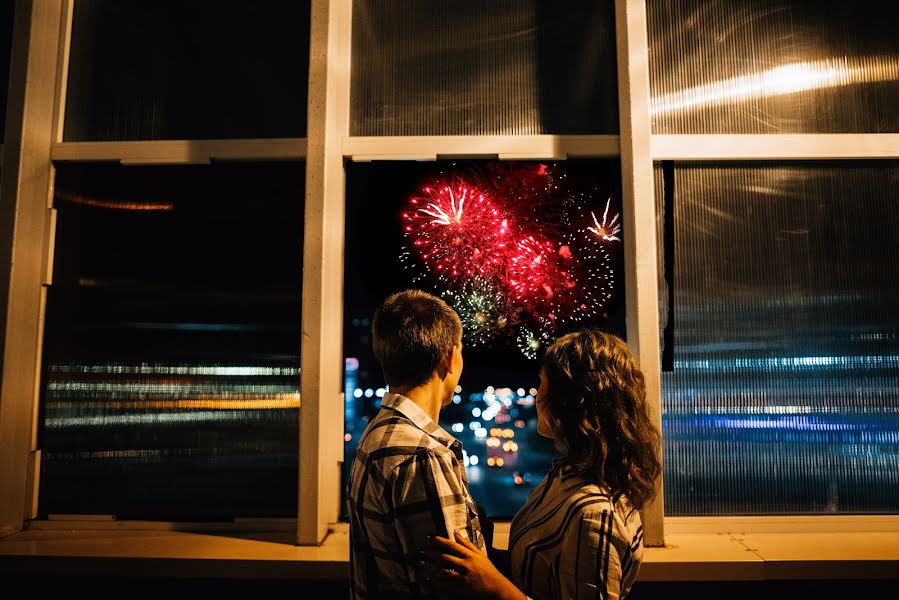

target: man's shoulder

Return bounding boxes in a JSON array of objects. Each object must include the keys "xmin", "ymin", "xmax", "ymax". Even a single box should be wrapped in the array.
[{"xmin": 354, "ymin": 411, "xmax": 452, "ymax": 470}]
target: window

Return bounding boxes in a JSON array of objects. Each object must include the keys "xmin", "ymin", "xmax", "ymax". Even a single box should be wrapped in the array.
[
  {"xmin": 351, "ymin": 0, "xmax": 618, "ymax": 135},
  {"xmin": 343, "ymin": 160, "xmax": 625, "ymax": 517},
  {"xmin": 39, "ymin": 162, "xmax": 304, "ymax": 520},
  {"xmin": 4, "ymin": 0, "xmax": 897, "ymax": 547},
  {"xmin": 63, "ymin": 0, "xmax": 310, "ymax": 140},
  {"xmin": 647, "ymin": 0, "xmax": 899, "ymax": 133},
  {"xmin": 657, "ymin": 161, "xmax": 899, "ymax": 515}
]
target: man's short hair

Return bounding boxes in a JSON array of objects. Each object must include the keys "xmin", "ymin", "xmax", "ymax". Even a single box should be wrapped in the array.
[{"xmin": 372, "ymin": 290, "xmax": 462, "ymax": 389}]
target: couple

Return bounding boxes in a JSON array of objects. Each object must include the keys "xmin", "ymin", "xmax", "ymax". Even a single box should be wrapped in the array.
[{"xmin": 347, "ymin": 290, "xmax": 661, "ymax": 600}]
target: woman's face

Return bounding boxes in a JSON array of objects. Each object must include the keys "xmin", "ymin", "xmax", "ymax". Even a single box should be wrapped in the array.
[{"xmin": 536, "ymin": 368, "xmax": 553, "ymax": 438}]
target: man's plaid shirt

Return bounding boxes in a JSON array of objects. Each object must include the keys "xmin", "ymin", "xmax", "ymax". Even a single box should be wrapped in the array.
[{"xmin": 347, "ymin": 392, "xmax": 485, "ymax": 599}]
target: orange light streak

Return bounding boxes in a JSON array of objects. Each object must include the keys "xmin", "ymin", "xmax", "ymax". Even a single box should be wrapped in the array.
[
  {"xmin": 47, "ymin": 394, "xmax": 301, "ymax": 410},
  {"xmin": 55, "ymin": 190, "xmax": 174, "ymax": 211}
]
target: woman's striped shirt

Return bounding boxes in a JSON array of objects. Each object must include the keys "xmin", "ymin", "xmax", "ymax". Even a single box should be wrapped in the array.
[{"xmin": 509, "ymin": 463, "xmax": 643, "ymax": 600}]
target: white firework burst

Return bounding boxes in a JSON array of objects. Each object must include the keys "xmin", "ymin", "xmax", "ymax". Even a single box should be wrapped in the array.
[{"xmin": 587, "ymin": 197, "xmax": 621, "ymax": 242}]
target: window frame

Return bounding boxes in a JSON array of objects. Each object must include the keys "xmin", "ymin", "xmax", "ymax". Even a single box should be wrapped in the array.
[{"xmin": 1, "ymin": 0, "xmax": 898, "ymax": 547}]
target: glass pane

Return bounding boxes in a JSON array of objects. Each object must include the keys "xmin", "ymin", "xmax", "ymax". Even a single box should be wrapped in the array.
[
  {"xmin": 351, "ymin": 0, "xmax": 618, "ymax": 136},
  {"xmin": 39, "ymin": 163, "xmax": 304, "ymax": 520},
  {"xmin": 343, "ymin": 160, "xmax": 625, "ymax": 518},
  {"xmin": 0, "ymin": 0, "xmax": 14, "ymax": 142},
  {"xmin": 63, "ymin": 1, "xmax": 309, "ymax": 141},
  {"xmin": 648, "ymin": 0, "xmax": 899, "ymax": 133},
  {"xmin": 661, "ymin": 162, "xmax": 899, "ymax": 515}
]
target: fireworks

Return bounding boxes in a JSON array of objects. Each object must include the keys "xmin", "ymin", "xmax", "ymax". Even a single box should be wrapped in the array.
[
  {"xmin": 507, "ymin": 234, "xmax": 580, "ymax": 329},
  {"xmin": 587, "ymin": 197, "xmax": 621, "ymax": 242},
  {"xmin": 402, "ymin": 164, "xmax": 622, "ymax": 358},
  {"xmin": 578, "ymin": 211, "xmax": 618, "ymax": 318},
  {"xmin": 402, "ymin": 180, "xmax": 511, "ymax": 286},
  {"xmin": 445, "ymin": 280, "xmax": 509, "ymax": 346},
  {"xmin": 517, "ymin": 329, "xmax": 543, "ymax": 361}
]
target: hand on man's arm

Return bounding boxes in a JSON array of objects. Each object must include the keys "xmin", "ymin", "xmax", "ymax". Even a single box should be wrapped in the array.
[{"xmin": 428, "ymin": 532, "xmax": 527, "ymax": 600}]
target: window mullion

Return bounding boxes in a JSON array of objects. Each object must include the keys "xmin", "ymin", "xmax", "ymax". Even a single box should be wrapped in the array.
[
  {"xmin": 0, "ymin": 0, "xmax": 66, "ymax": 536},
  {"xmin": 51, "ymin": 139, "xmax": 307, "ymax": 164},
  {"xmin": 342, "ymin": 135, "xmax": 621, "ymax": 161},
  {"xmin": 615, "ymin": 0, "xmax": 665, "ymax": 547},
  {"xmin": 298, "ymin": 0, "xmax": 353, "ymax": 546},
  {"xmin": 652, "ymin": 134, "xmax": 899, "ymax": 160}
]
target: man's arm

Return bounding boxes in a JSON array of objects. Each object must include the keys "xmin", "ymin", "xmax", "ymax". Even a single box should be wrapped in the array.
[{"xmin": 390, "ymin": 449, "xmax": 481, "ymax": 592}]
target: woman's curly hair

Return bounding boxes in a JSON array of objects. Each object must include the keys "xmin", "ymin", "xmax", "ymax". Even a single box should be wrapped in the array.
[{"xmin": 541, "ymin": 330, "xmax": 662, "ymax": 510}]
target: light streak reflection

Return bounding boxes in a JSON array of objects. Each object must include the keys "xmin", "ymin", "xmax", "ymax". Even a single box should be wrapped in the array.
[
  {"xmin": 651, "ymin": 56, "xmax": 899, "ymax": 116},
  {"xmin": 675, "ymin": 354, "xmax": 899, "ymax": 373},
  {"xmin": 43, "ymin": 363, "xmax": 300, "ymax": 429},
  {"xmin": 55, "ymin": 190, "xmax": 174, "ymax": 211}
]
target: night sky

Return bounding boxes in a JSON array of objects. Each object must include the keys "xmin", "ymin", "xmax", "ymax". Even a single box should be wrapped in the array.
[{"xmin": 344, "ymin": 159, "xmax": 626, "ymax": 393}]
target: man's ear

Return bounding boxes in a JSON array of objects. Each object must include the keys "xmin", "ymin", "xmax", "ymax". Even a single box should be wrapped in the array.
[
  {"xmin": 443, "ymin": 344, "xmax": 459, "ymax": 375},
  {"xmin": 442, "ymin": 350, "xmax": 454, "ymax": 375},
  {"xmin": 434, "ymin": 348, "xmax": 452, "ymax": 379}
]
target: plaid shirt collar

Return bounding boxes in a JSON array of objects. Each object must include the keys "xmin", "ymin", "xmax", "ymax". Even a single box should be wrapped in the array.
[{"xmin": 380, "ymin": 392, "xmax": 461, "ymax": 453}]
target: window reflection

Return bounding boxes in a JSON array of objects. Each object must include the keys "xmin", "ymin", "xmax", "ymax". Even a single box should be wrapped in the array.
[
  {"xmin": 64, "ymin": 1, "xmax": 309, "ymax": 140},
  {"xmin": 659, "ymin": 162, "xmax": 899, "ymax": 514},
  {"xmin": 648, "ymin": 0, "xmax": 899, "ymax": 133},
  {"xmin": 351, "ymin": 0, "xmax": 618, "ymax": 135},
  {"xmin": 40, "ymin": 163, "xmax": 303, "ymax": 520}
]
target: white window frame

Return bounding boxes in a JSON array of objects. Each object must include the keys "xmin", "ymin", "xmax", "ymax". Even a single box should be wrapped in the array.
[
  {"xmin": 0, "ymin": 0, "xmax": 309, "ymax": 539},
  {"xmin": 0, "ymin": 0, "xmax": 64, "ymax": 539},
  {"xmin": 2, "ymin": 0, "xmax": 898, "ymax": 548},
  {"xmin": 306, "ymin": 0, "xmax": 666, "ymax": 547}
]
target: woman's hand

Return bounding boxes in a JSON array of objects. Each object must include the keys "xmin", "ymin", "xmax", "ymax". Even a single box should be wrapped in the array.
[{"xmin": 425, "ymin": 531, "xmax": 525, "ymax": 600}]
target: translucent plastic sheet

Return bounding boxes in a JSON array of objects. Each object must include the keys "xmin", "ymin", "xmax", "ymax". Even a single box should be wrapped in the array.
[
  {"xmin": 648, "ymin": 0, "xmax": 899, "ymax": 133},
  {"xmin": 351, "ymin": 0, "xmax": 618, "ymax": 136},
  {"xmin": 658, "ymin": 162, "xmax": 899, "ymax": 514},
  {"xmin": 39, "ymin": 163, "xmax": 303, "ymax": 519},
  {"xmin": 64, "ymin": 1, "xmax": 309, "ymax": 141}
]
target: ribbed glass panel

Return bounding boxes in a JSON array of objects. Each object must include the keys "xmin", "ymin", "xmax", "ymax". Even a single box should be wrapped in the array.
[
  {"xmin": 647, "ymin": 0, "xmax": 899, "ymax": 133},
  {"xmin": 351, "ymin": 0, "xmax": 618, "ymax": 136},
  {"xmin": 63, "ymin": 1, "xmax": 309, "ymax": 141},
  {"xmin": 39, "ymin": 163, "xmax": 303, "ymax": 519},
  {"xmin": 661, "ymin": 162, "xmax": 899, "ymax": 515}
]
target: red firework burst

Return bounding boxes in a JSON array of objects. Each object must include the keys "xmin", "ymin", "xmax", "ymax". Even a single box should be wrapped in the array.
[
  {"xmin": 403, "ymin": 178, "xmax": 512, "ymax": 285},
  {"xmin": 507, "ymin": 234, "xmax": 582, "ymax": 329}
]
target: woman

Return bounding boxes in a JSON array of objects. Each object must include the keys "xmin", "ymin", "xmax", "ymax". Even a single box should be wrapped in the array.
[{"xmin": 428, "ymin": 330, "xmax": 661, "ymax": 600}]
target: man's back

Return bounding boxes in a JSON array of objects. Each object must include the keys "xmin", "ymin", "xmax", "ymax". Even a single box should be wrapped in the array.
[{"xmin": 347, "ymin": 393, "xmax": 484, "ymax": 599}]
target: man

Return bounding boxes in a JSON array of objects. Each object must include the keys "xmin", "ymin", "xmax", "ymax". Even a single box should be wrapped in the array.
[{"xmin": 348, "ymin": 289, "xmax": 485, "ymax": 599}]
